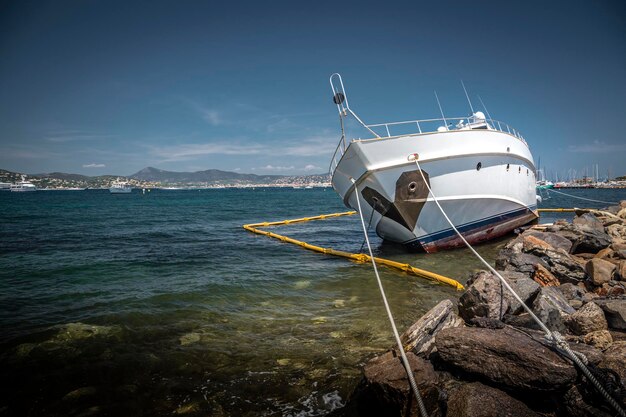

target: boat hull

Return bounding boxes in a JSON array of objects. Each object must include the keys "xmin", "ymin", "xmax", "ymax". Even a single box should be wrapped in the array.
[{"xmin": 332, "ymin": 129, "xmax": 538, "ymax": 252}]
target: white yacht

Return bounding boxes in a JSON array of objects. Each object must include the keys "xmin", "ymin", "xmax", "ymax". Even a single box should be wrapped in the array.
[
  {"xmin": 109, "ymin": 181, "xmax": 132, "ymax": 193},
  {"xmin": 10, "ymin": 177, "xmax": 37, "ymax": 192},
  {"xmin": 328, "ymin": 74, "xmax": 537, "ymax": 252}
]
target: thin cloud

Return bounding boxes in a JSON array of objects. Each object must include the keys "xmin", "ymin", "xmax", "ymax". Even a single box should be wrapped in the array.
[
  {"xmin": 45, "ymin": 130, "xmax": 114, "ymax": 143},
  {"xmin": 148, "ymin": 142, "xmax": 264, "ymax": 162},
  {"xmin": 304, "ymin": 164, "xmax": 321, "ymax": 171},
  {"xmin": 281, "ymin": 136, "xmax": 336, "ymax": 156},
  {"xmin": 83, "ymin": 163, "xmax": 106, "ymax": 168},
  {"xmin": 261, "ymin": 165, "xmax": 295, "ymax": 171},
  {"xmin": 568, "ymin": 140, "xmax": 626, "ymax": 153},
  {"xmin": 183, "ymin": 98, "xmax": 223, "ymax": 126}
]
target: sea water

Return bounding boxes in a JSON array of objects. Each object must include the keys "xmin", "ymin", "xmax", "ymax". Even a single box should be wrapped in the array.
[{"xmin": 0, "ymin": 187, "xmax": 624, "ymax": 416}]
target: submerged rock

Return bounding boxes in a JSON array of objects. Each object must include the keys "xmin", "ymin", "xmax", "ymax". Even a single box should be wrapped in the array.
[
  {"xmin": 400, "ymin": 299, "xmax": 464, "ymax": 357},
  {"xmin": 446, "ymin": 382, "xmax": 540, "ymax": 417},
  {"xmin": 434, "ymin": 326, "xmax": 577, "ymax": 391}
]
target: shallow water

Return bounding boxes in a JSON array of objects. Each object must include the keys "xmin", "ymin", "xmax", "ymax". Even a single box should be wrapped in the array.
[{"xmin": 0, "ymin": 187, "xmax": 624, "ymax": 416}]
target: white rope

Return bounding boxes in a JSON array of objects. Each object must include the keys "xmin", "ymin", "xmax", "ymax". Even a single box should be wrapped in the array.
[
  {"xmin": 350, "ymin": 178, "xmax": 429, "ymax": 417},
  {"xmin": 547, "ymin": 188, "xmax": 618, "ymax": 205},
  {"xmin": 410, "ymin": 158, "xmax": 626, "ymax": 416}
]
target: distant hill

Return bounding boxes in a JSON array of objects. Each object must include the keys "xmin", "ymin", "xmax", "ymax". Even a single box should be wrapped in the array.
[
  {"xmin": 129, "ymin": 167, "xmax": 286, "ymax": 183},
  {"xmin": 32, "ymin": 172, "xmax": 93, "ymax": 182}
]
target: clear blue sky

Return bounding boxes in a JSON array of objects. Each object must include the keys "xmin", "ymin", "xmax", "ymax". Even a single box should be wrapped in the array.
[{"xmin": 1, "ymin": 1, "xmax": 625, "ymax": 179}]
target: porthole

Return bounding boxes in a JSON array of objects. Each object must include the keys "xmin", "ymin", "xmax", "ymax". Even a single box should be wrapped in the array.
[
  {"xmin": 476, "ymin": 162, "xmax": 482, "ymax": 171},
  {"xmin": 506, "ymin": 164, "xmax": 510, "ymax": 171},
  {"xmin": 518, "ymin": 167, "xmax": 521, "ymax": 173}
]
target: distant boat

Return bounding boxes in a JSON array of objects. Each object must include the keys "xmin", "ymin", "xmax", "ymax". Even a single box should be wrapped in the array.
[
  {"xmin": 109, "ymin": 182, "xmax": 132, "ymax": 193},
  {"xmin": 10, "ymin": 178, "xmax": 37, "ymax": 192},
  {"xmin": 536, "ymin": 180, "xmax": 554, "ymax": 190},
  {"xmin": 328, "ymin": 73, "xmax": 538, "ymax": 252},
  {"xmin": 0, "ymin": 182, "xmax": 11, "ymax": 191}
]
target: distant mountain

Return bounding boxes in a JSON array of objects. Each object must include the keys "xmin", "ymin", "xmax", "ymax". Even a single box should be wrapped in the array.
[
  {"xmin": 32, "ymin": 172, "xmax": 93, "ymax": 181},
  {"xmin": 130, "ymin": 166, "xmax": 303, "ymax": 184}
]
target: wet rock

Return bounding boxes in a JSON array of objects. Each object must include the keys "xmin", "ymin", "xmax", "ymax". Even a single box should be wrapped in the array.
[
  {"xmin": 532, "ymin": 263, "xmax": 560, "ymax": 287},
  {"xmin": 446, "ymin": 381, "xmax": 540, "ymax": 417},
  {"xmin": 565, "ymin": 302, "xmax": 607, "ymax": 335},
  {"xmin": 351, "ymin": 350, "xmax": 441, "ymax": 417},
  {"xmin": 586, "ymin": 258, "xmax": 616, "ymax": 286},
  {"xmin": 400, "ymin": 299, "xmax": 464, "ymax": 357},
  {"xmin": 531, "ymin": 286, "xmax": 575, "ymax": 332},
  {"xmin": 458, "ymin": 271, "xmax": 508, "ymax": 322},
  {"xmin": 54, "ymin": 322, "xmax": 122, "ymax": 342},
  {"xmin": 435, "ymin": 327, "xmax": 577, "ymax": 391},
  {"xmin": 582, "ymin": 330, "xmax": 613, "ymax": 350},
  {"xmin": 62, "ymin": 386, "xmax": 98, "ymax": 402},
  {"xmin": 594, "ymin": 299, "xmax": 626, "ymax": 330}
]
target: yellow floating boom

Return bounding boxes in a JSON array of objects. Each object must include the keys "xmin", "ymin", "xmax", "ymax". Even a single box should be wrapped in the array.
[{"xmin": 243, "ymin": 211, "xmax": 464, "ymax": 291}]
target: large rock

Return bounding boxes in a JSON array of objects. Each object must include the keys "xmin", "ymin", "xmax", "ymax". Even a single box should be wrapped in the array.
[
  {"xmin": 504, "ymin": 272, "xmax": 541, "ymax": 315},
  {"xmin": 351, "ymin": 350, "xmax": 441, "ymax": 417},
  {"xmin": 618, "ymin": 260, "xmax": 626, "ymax": 281},
  {"xmin": 565, "ymin": 302, "xmax": 607, "ymax": 335},
  {"xmin": 582, "ymin": 330, "xmax": 613, "ymax": 350},
  {"xmin": 446, "ymin": 382, "xmax": 540, "ymax": 417},
  {"xmin": 547, "ymin": 222, "xmax": 612, "ymax": 254},
  {"xmin": 558, "ymin": 282, "xmax": 586, "ymax": 301},
  {"xmin": 435, "ymin": 327, "xmax": 577, "ymax": 391},
  {"xmin": 458, "ymin": 271, "xmax": 509, "ymax": 322},
  {"xmin": 574, "ymin": 213, "xmax": 606, "ymax": 231},
  {"xmin": 400, "ymin": 299, "xmax": 464, "ymax": 357},
  {"xmin": 594, "ymin": 299, "xmax": 626, "ymax": 330},
  {"xmin": 525, "ymin": 244, "xmax": 588, "ymax": 284},
  {"xmin": 525, "ymin": 229, "xmax": 573, "ymax": 253},
  {"xmin": 531, "ymin": 287, "xmax": 576, "ymax": 332},
  {"xmin": 585, "ymin": 258, "xmax": 616, "ymax": 286}
]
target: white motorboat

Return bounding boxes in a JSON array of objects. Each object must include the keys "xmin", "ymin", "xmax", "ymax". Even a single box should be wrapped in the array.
[
  {"xmin": 109, "ymin": 181, "xmax": 132, "ymax": 193},
  {"xmin": 328, "ymin": 74, "xmax": 538, "ymax": 252},
  {"xmin": 10, "ymin": 177, "xmax": 37, "ymax": 192}
]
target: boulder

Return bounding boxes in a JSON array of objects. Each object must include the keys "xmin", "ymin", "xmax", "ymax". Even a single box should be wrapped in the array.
[
  {"xmin": 547, "ymin": 222, "xmax": 612, "ymax": 254},
  {"xmin": 504, "ymin": 273, "xmax": 541, "ymax": 315},
  {"xmin": 533, "ymin": 264, "xmax": 560, "ymax": 287},
  {"xmin": 532, "ymin": 287, "xmax": 576, "ymax": 332},
  {"xmin": 607, "ymin": 224, "xmax": 626, "ymax": 241},
  {"xmin": 351, "ymin": 350, "xmax": 441, "ymax": 417},
  {"xmin": 585, "ymin": 259, "xmax": 616, "ymax": 286},
  {"xmin": 458, "ymin": 271, "xmax": 508, "ymax": 322},
  {"xmin": 446, "ymin": 382, "xmax": 540, "ymax": 417},
  {"xmin": 594, "ymin": 299, "xmax": 626, "ymax": 330},
  {"xmin": 574, "ymin": 213, "xmax": 606, "ymax": 231},
  {"xmin": 565, "ymin": 302, "xmax": 608, "ymax": 335},
  {"xmin": 400, "ymin": 299, "xmax": 464, "ymax": 357},
  {"xmin": 525, "ymin": 229, "xmax": 573, "ymax": 253},
  {"xmin": 526, "ymin": 244, "xmax": 588, "ymax": 284},
  {"xmin": 434, "ymin": 327, "xmax": 577, "ymax": 391},
  {"xmin": 582, "ymin": 330, "xmax": 613, "ymax": 350}
]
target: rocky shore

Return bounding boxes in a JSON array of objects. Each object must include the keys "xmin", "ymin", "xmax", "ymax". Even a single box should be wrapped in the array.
[{"xmin": 340, "ymin": 202, "xmax": 626, "ymax": 417}]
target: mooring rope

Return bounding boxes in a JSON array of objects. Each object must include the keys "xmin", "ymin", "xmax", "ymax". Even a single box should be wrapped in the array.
[
  {"xmin": 410, "ymin": 156, "xmax": 625, "ymax": 416},
  {"xmin": 350, "ymin": 178, "xmax": 430, "ymax": 417},
  {"xmin": 547, "ymin": 188, "xmax": 619, "ymax": 205}
]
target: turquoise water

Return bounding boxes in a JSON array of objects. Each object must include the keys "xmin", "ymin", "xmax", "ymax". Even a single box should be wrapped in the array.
[{"xmin": 1, "ymin": 187, "xmax": 624, "ymax": 416}]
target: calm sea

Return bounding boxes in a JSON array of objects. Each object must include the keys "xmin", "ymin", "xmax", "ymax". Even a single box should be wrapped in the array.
[{"xmin": 1, "ymin": 187, "xmax": 624, "ymax": 416}]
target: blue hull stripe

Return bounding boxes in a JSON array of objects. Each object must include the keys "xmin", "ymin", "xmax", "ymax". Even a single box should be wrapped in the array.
[{"xmin": 407, "ymin": 205, "xmax": 537, "ymax": 245}]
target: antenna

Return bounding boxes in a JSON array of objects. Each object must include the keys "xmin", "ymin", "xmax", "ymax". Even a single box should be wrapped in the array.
[
  {"xmin": 461, "ymin": 80, "xmax": 475, "ymax": 114},
  {"xmin": 477, "ymin": 95, "xmax": 493, "ymax": 120},
  {"xmin": 434, "ymin": 91, "xmax": 448, "ymax": 128}
]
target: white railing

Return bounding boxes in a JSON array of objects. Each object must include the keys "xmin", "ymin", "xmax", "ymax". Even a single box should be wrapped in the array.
[{"xmin": 328, "ymin": 115, "xmax": 527, "ymax": 176}]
